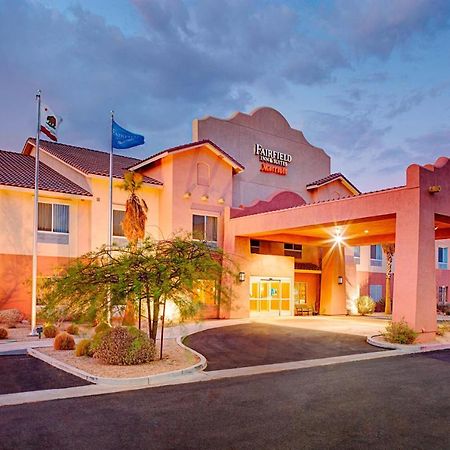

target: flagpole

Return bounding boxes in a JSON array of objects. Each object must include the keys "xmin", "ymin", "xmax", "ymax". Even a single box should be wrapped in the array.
[
  {"xmin": 30, "ymin": 90, "xmax": 41, "ymax": 335},
  {"xmin": 107, "ymin": 110, "xmax": 114, "ymax": 324}
]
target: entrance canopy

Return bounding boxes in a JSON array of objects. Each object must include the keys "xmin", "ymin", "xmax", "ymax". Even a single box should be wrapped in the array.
[{"xmin": 225, "ymin": 157, "xmax": 450, "ymax": 341}]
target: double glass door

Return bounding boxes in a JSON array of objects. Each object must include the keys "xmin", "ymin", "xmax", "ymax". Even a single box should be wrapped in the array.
[{"xmin": 250, "ymin": 277, "xmax": 291, "ymax": 315}]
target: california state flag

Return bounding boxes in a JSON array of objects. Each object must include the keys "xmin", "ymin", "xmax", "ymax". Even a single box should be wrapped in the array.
[{"xmin": 40, "ymin": 104, "xmax": 62, "ymax": 142}]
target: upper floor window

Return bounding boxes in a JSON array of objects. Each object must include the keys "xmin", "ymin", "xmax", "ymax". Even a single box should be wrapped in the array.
[
  {"xmin": 193, "ymin": 215, "xmax": 217, "ymax": 244},
  {"xmin": 250, "ymin": 239, "xmax": 260, "ymax": 254},
  {"xmin": 353, "ymin": 246, "xmax": 361, "ymax": 264},
  {"xmin": 38, "ymin": 202, "xmax": 69, "ymax": 234},
  {"xmin": 284, "ymin": 243, "xmax": 302, "ymax": 258},
  {"xmin": 438, "ymin": 247, "xmax": 448, "ymax": 270},
  {"xmin": 113, "ymin": 210, "xmax": 126, "ymax": 238},
  {"xmin": 197, "ymin": 162, "xmax": 210, "ymax": 186},
  {"xmin": 370, "ymin": 244, "xmax": 382, "ymax": 267}
]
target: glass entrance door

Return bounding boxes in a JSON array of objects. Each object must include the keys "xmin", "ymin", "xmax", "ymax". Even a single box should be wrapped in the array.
[{"xmin": 250, "ymin": 277, "xmax": 292, "ymax": 315}]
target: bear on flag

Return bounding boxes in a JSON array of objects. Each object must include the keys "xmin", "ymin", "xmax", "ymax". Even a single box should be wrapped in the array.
[{"xmin": 40, "ymin": 104, "xmax": 62, "ymax": 142}]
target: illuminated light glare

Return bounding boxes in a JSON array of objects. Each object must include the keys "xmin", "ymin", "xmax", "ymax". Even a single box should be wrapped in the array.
[
  {"xmin": 334, "ymin": 234, "xmax": 343, "ymax": 244},
  {"xmin": 364, "ymin": 229, "xmax": 369, "ymax": 234}
]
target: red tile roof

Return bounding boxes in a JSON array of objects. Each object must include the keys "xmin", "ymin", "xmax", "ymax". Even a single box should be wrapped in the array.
[
  {"xmin": 24, "ymin": 139, "xmax": 162, "ymax": 186},
  {"xmin": 306, "ymin": 172, "xmax": 360, "ymax": 194},
  {"xmin": 294, "ymin": 262, "xmax": 321, "ymax": 271},
  {"xmin": 0, "ymin": 150, "xmax": 92, "ymax": 196},
  {"xmin": 128, "ymin": 140, "xmax": 245, "ymax": 173}
]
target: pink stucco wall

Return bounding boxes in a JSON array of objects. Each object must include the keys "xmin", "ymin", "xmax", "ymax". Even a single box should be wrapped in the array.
[{"xmin": 194, "ymin": 107, "xmax": 331, "ymax": 207}]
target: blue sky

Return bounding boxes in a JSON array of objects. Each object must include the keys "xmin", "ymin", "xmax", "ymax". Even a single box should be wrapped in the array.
[{"xmin": 1, "ymin": 0, "xmax": 449, "ymax": 192}]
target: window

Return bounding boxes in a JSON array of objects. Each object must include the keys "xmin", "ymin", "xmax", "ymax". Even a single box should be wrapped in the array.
[
  {"xmin": 284, "ymin": 243, "xmax": 302, "ymax": 258},
  {"xmin": 197, "ymin": 162, "xmax": 210, "ymax": 186},
  {"xmin": 250, "ymin": 239, "xmax": 260, "ymax": 254},
  {"xmin": 370, "ymin": 245, "xmax": 382, "ymax": 267},
  {"xmin": 438, "ymin": 247, "xmax": 448, "ymax": 270},
  {"xmin": 369, "ymin": 284, "xmax": 383, "ymax": 301},
  {"xmin": 192, "ymin": 215, "xmax": 217, "ymax": 244},
  {"xmin": 353, "ymin": 246, "xmax": 360, "ymax": 264},
  {"xmin": 438, "ymin": 286, "xmax": 448, "ymax": 304},
  {"xmin": 113, "ymin": 210, "xmax": 126, "ymax": 237},
  {"xmin": 38, "ymin": 202, "xmax": 69, "ymax": 233}
]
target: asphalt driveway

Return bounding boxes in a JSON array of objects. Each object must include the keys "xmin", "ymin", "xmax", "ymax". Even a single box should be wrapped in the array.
[
  {"xmin": 1, "ymin": 351, "xmax": 449, "ymax": 450},
  {"xmin": 184, "ymin": 322, "xmax": 386, "ymax": 370},
  {"xmin": 0, "ymin": 354, "xmax": 90, "ymax": 395}
]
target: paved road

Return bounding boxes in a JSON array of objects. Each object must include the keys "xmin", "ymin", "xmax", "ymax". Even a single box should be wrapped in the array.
[
  {"xmin": 0, "ymin": 354, "xmax": 90, "ymax": 395},
  {"xmin": 184, "ymin": 323, "xmax": 384, "ymax": 370},
  {"xmin": 1, "ymin": 351, "xmax": 449, "ymax": 449}
]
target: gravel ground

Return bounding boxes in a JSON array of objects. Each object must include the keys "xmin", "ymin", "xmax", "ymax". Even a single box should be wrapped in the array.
[{"xmin": 36, "ymin": 338, "xmax": 199, "ymax": 378}]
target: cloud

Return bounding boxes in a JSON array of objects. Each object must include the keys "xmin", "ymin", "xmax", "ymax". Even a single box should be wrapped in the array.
[{"xmin": 324, "ymin": 0, "xmax": 450, "ymax": 59}]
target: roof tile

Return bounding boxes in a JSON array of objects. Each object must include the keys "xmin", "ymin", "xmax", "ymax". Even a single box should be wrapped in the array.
[
  {"xmin": 26, "ymin": 139, "xmax": 162, "ymax": 186},
  {"xmin": 0, "ymin": 150, "xmax": 92, "ymax": 196}
]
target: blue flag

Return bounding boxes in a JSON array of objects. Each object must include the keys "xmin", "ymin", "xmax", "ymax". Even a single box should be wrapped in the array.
[{"xmin": 112, "ymin": 120, "xmax": 145, "ymax": 149}]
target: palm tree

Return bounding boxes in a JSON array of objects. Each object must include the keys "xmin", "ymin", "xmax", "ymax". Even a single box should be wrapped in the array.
[
  {"xmin": 382, "ymin": 243, "xmax": 395, "ymax": 315},
  {"xmin": 120, "ymin": 171, "xmax": 148, "ymax": 246},
  {"xmin": 120, "ymin": 170, "xmax": 148, "ymax": 327}
]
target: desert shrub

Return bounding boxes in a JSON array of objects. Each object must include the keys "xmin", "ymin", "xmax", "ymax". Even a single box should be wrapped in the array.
[
  {"xmin": 95, "ymin": 322, "xmax": 112, "ymax": 335},
  {"xmin": 0, "ymin": 327, "xmax": 8, "ymax": 339},
  {"xmin": 436, "ymin": 323, "xmax": 450, "ymax": 336},
  {"xmin": 94, "ymin": 326, "xmax": 155, "ymax": 365},
  {"xmin": 43, "ymin": 324, "xmax": 58, "ymax": 338},
  {"xmin": 75, "ymin": 339, "xmax": 92, "ymax": 357},
  {"xmin": 0, "ymin": 308, "xmax": 22, "ymax": 324},
  {"xmin": 383, "ymin": 319, "xmax": 418, "ymax": 344},
  {"xmin": 66, "ymin": 323, "xmax": 79, "ymax": 335},
  {"xmin": 356, "ymin": 296, "xmax": 375, "ymax": 315},
  {"xmin": 54, "ymin": 332, "xmax": 75, "ymax": 350}
]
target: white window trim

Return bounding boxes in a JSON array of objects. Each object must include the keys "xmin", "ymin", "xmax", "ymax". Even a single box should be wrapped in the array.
[
  {"xmin": 38, "ymin": 201, "xmax": 70, "ymax": 235},
  {"xmin": 112, "ymin": 206, "xmax": 127, "ymax": 239},
  {"xmin": 192, "ymin": 213, "xmax": 219, "ymax": 244}
]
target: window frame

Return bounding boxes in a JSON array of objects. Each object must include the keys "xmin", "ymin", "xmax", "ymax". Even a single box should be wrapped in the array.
[
  {"xmin": 284, "ymin": 243, "xmax": 302, "ymax": 258},
  {"xmin": 38, "ymin": 201, "xmax": 69, "ymax": 235},
  {"xmin": 370, "ymin": 244, "xmax": 382, "ymax": 267},
  {"xmin": 438, "ymin": 247, "xmax": 448, "ymax": 270},
  {"xmin": 112, "ymin": 208, "xmax": 126, "ymax": 238},
  {"xmin": 192, "ymin": 214, "xmax": 218, "ymax": 245}
]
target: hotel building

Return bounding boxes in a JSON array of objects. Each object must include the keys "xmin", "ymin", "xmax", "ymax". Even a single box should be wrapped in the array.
[{"xmin": 0, "ymin": 107, "xmax": 448, "ymax": 340}]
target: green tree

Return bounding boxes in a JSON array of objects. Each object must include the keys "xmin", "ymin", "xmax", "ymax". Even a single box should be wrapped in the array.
[
  {"xmin": 382, "ymin": 243, "xmax": 395, "ymax": 315},
  {"xmin": 40, "ymin": 236, "xmax": 236, "ymax": 356}
]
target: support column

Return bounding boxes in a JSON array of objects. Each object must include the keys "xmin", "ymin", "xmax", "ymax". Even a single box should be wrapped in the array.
[
  {"xmin": 393, "ymin": 206, "xmax": 437, "ymax": 341},
  {"xmin": 320, "ymin": 243, "xmax": 347, "ymax": 315}
]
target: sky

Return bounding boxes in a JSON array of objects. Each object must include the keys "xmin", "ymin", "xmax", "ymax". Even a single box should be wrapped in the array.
[{"xmin": 1, "ymin": 0, "xmax": 449, "ymax": 192}]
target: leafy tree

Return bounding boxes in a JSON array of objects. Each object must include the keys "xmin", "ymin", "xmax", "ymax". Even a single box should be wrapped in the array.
[
  {"xmin": 382, "ymin": 243, "xmax": 395, "ymax": 315},
  {"xmin": 40, "ymin": 236, "xmax": 236, "ymax": 357}
]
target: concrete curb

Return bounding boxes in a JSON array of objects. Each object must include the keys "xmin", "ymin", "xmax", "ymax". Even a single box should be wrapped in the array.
[
  {"xmin": 28, "ymin": 338, "xmax": 207, "ymax": 386},
  {"xmin": 367, "ymin": 334, "xmax": 450, "ymax": 352}
]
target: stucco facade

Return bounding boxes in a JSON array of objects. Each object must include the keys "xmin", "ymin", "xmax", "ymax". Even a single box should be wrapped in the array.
[{"xmin": 0, "ymin": 107, "xmax": 449, "ymax": 342}]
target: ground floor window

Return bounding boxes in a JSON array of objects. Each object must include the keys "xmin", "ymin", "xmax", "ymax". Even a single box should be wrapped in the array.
[
  {"xmin": 438, "ymin": 286, "xmax": 448, "ymax": 304},
  {"xmin": 194, "ymin": 279, "xmax": 217, "ymax": 305},
  {"xmin": 294, "ymin": 281, "xmax": 307, "ymax": 303},
  {"xmin": 369, "ymin": 284, "xmax": 383, "ymax": 301}
]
